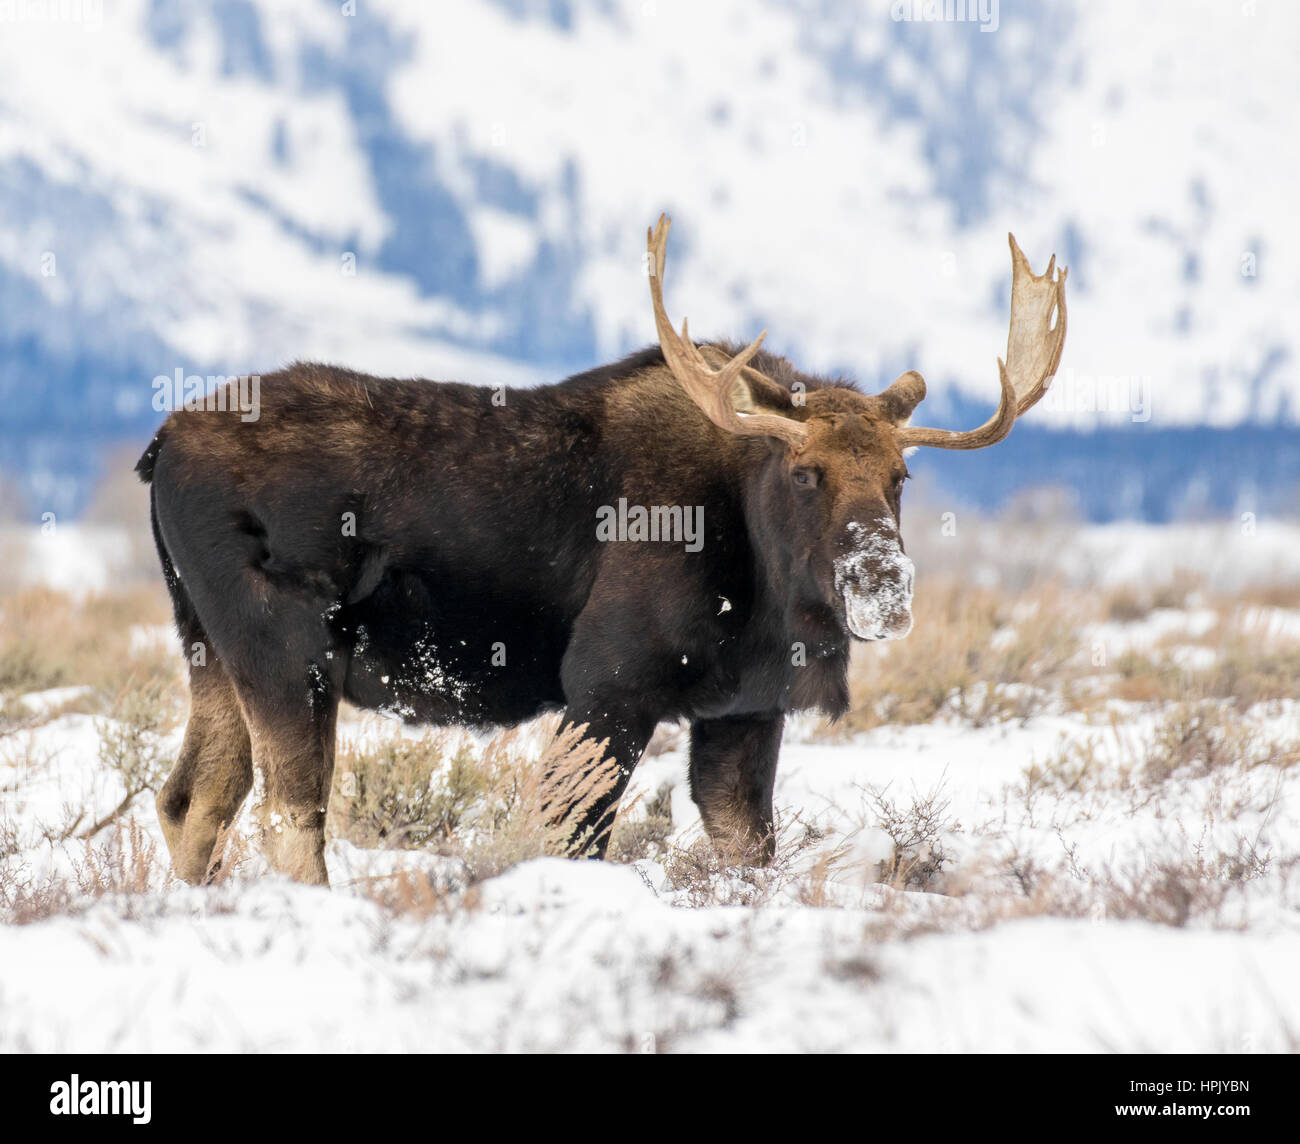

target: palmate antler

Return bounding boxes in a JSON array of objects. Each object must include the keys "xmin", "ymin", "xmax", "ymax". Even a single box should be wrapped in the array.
[
  {"xmin": 647, "ymin": 215, "xmax": 809, "ymax": 450},
  {"xmin": 647, "ymin": 215, "xmax": 1066, "ymax": 452},
  {"xmin": 896, "ymin": 235, "xmax": 1067, "ymax": 449}
]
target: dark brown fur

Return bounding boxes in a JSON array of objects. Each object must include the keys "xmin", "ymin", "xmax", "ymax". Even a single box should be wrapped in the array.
[{"xmin": 140, "ymin": 343, "xmax": 915, "ymax": 882}]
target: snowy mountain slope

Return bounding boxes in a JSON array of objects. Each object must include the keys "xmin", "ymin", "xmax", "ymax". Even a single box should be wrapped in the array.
[{"xmin": 0, "ymin": 0, "xmax": 1296, "ymax": 517}]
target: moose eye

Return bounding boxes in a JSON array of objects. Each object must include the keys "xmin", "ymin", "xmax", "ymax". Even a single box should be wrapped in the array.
[{"xmin": 792, "ymin": 467, "xmax": 818, "ymax": 488}]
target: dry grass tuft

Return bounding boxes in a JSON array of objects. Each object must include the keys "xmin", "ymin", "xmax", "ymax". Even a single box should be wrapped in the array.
[
  {"xmin": 87, "ymin": 681, "xmax": 180, "ymax": 837},
  {"xmin": 659, "ymin": 815, "xmax": 835, "ymax": 907},
  {"xmin": 0, "ymin": 585, "xmax": 176, "ymax": 699},
  {"xmin": 329, "ymin": 731, "xmax": 484, "ymax": 850},
  {"xmin": 0, "ymin": 820, "xmax": 166, "ymax": 925},
  {"xmin": 1142, "ymin": 703, "xmax": 1299, "ymax": 783},
  {"xmin": 862, "ymin": 782, "xmax": 956, "ymax": 891},
  {"xmin": 607, "ymin": 781, "xmax": 674, "ymax": 864},
  {"xmin": 822, "ymin": 571, "xmax": 1300, "ymax": 735},
  {"xmin": 838, "ymin": 579, "xmax": 1082, "ymax": 733},
  {"xmin": 350, "ymin": 868, "xmax": 461, "ymax": 921},
  {"xmin": 328, "ymin": 716, "xmax": 622, "ymax": 883}
]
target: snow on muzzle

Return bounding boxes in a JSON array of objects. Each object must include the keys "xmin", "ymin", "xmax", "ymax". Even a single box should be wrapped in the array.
[{"xmin": 832, "ymin": 522, "xmax": 915, "ymax": 641}]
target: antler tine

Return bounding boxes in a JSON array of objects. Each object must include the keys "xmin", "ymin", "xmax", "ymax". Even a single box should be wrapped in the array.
[
  {"xmin": 647, "ymin": 215, "xmax": 808, "ymax": 450},
  {"xmin": 897, "ymin": 233, "xmax": 1067, "ymax": 450}
]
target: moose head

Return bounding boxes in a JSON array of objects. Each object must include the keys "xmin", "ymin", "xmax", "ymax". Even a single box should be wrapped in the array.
[{"xmin": 646, "ymin": 215, "xmax": 1068, "ymax": 645}]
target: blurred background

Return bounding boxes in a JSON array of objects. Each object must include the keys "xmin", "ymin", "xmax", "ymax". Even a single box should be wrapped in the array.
[{"xmin": 0, "ymin": 0, "xmax": 1297, "ymax": 569}]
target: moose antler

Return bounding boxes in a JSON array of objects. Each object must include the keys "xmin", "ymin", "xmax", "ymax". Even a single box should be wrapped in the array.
[
  {"xmin": 647, "ymin": 215, "xmax": 809, "ymax": 450},
  {"xmin": 896, "ymin": 234, "xmax": 1067, "ymax": 450}
]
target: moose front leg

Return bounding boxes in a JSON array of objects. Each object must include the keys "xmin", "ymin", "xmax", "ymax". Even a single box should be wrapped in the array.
[
  {"xmin": 556, "ymin": 703, "xmax": 656, "ymax": 859},
  {"xmin": 688, "ymin": 712, "xmax": 783, "ymax": 866},
  {"xmin": 559, "ymin": 603, "xmax": 659, "ymax": 859}
]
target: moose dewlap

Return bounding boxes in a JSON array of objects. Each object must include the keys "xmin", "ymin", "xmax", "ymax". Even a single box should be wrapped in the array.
[{"xmin": 137, "ymin": 215, "xmax": 1066, "ymax": 884}]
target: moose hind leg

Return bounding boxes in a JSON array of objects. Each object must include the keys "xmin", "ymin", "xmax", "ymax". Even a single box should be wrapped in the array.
[
  {"xmin": 157, "ymin": 660, "xmax": 253, "ymax": 884},
  {"xmin": 213, "ymin": 610, "xmax": 343, "ymax": 888},
  {"xmin": 227, "ymin": 677, "xmax": 338, "ymax": 887},
  {"xmin": 688, "ymin": 713, "xmax": 784, "ymax": 866}
]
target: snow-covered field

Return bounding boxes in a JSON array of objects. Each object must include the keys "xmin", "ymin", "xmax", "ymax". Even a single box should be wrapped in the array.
[{"xmin": 2, "ymin": 522, "xmax": 1299, "ymax": 1052}]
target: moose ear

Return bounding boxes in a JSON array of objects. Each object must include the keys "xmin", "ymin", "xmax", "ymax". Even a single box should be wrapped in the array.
[
  {"xmin": 877, "ymin": 370, "xmax": 927, "ymax": 425},
  {"xmin": 697, "ymin": 345, "xmax": 802, "ymax": 420}
]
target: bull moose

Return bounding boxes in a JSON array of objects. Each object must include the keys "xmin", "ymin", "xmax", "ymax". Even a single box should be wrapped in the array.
[{"xmin": 138, "ymin": 216, "xmax": 1066, "ymax": 885}]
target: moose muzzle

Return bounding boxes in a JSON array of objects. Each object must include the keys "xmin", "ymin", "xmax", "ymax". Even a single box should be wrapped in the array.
[{"xmin": 833, "ymin": 521, "xmax": 915, "ymax": 641}]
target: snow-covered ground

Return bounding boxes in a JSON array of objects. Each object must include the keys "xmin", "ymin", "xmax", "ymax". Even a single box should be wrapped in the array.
[{"xmin": 2, "ymin": 529, "xmax": 1299, "ymax": 1052}]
